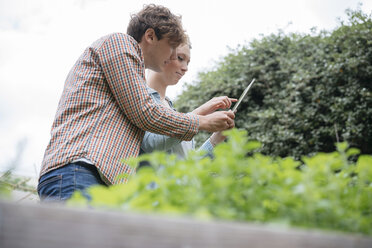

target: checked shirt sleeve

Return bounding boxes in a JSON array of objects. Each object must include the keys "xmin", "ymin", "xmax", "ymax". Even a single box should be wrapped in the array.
[{"xmin": 99, "ymin": 34, "xmax": 198, "ymax": 141}]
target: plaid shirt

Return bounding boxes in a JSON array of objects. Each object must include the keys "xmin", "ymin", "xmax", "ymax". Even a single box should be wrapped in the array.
[{"xmin": 40, "ymin": 33, "xmax": 199, "ymax": 184}]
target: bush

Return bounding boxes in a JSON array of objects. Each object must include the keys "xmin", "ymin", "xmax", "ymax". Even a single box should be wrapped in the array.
[
  {"xmin": 0, "ymin": 170, "xmax": 36, "ymax": 199},
  {"xmin": 175, "ymin": 8, "xmax": 372, "ymax": 159},
  {"xmin": 69, "ymin": 129, "xmax": 372, "ymax": 235}
]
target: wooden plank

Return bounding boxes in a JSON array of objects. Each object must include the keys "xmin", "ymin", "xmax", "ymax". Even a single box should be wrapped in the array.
[{"xmin": 0, "ymin": 201, "xmax": 371, "ymax": 248}]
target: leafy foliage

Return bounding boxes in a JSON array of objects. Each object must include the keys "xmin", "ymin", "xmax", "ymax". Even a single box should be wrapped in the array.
[
  {"xmin": 175, "ymin": 8, "xmax": 372, "ymax": 159},
  {"xmin": 0, "ymin": 138, "xmax": 36, "ymax": 200},
  {"xmin": 0, "ymin": 170, "xmax": 37, "ymax": 199},
  {"xmin": 69, "ymin": 129, "xmax": 372, "ymax": 235}
]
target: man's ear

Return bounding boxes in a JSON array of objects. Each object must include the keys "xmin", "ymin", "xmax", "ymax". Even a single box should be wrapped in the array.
[{"xmin": 144, "ymin": 28, "xmax": 156, "ymax": 44}]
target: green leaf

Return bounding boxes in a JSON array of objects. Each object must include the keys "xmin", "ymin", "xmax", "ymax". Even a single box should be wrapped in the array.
[
  {"xmin": 346, "ymin": 148, "xmax": 360, "ymax": 157},
  {"xmin": 336, "ymin": 142, "xmax": 349, "ymax": 153}
]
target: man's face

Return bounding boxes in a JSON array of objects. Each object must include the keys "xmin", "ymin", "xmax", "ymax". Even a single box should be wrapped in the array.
[{"xmin": 150, "ymin": 37, "xmax": 177, "ymax": 73}]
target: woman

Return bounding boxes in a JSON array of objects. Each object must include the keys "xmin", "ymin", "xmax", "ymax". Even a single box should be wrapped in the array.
[{"xmin": 140, "ymin": 40, "xmax": 236, "ymax": 162}]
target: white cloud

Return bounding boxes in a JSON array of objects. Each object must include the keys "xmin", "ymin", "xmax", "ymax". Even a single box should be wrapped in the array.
[{"xmin": 0, "ymin": 0, "xmax": 370, "ymax": 177}]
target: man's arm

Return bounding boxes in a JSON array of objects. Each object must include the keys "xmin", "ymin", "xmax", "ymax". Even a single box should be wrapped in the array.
[
  {"xmin": 198, "ymin": 111, "xmax": 235, "ymax": 131},
  {"xmin": 100, "ymin": 34, "xmax": 199, "ymax": 140},
  {"xmin": 100, "ymin": 34, "xmax": 234, "ymax": 139}
]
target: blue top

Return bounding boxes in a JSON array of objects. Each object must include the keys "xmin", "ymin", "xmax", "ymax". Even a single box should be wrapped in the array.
[{"xmin": 139, "ymin": 87, "xmax": 214, "ymax": 159}]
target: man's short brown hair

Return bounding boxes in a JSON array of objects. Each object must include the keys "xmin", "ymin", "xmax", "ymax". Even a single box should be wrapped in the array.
[{"xmin": 127, "ymin": 4, "xmax": 186, "ymax": 47}]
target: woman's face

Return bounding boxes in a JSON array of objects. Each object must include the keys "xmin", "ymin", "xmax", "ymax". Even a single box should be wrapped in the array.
[{"xmin": 161, "ymin": 44, "xmax": 190, "ymax": 86}]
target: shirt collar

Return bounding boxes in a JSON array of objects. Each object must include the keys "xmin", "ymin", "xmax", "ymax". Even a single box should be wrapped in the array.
[
  {"xmin": 147, "ymin": 86, "xmax": 172, "ymax": 102},
  {"xmin": 127, "ymin": 34, "xmax": 144, "ymax": 63}
]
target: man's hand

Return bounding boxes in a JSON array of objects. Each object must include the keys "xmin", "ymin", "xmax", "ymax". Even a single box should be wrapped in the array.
[
  {"xmin": 198, "ymin": 110, "xmax": 235, "ymax": 132},
  {"xmin": 192, "ymin": 96, "xmax": 237, "ymax": 116}
]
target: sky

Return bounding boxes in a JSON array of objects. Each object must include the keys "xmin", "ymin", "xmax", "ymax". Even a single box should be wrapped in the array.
[{"xmin": 0, "ymin": 0, "xmax": 371, "ymax": 178}]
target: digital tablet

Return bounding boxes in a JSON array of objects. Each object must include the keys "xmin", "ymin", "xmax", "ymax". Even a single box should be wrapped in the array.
[{"xmin": 232, "ymin": 78, "xmax": 256, "ymax": 112}]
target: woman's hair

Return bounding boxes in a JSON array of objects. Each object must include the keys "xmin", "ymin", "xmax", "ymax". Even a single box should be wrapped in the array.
[
  {"xmin": 183, "ymin": 34, "xmax": 192, "ymax": 49},
  {"xmin": 127, "ymin": 4, "xmax": 186, "ymax": 47}
]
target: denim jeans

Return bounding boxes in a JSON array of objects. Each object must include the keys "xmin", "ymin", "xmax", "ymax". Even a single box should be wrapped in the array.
[{"xmin": 37, "ymin": 162, "xmax": 107, "ymax": 202}]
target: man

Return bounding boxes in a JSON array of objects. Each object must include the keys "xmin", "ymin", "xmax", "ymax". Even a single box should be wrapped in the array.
[{"xmin": 37, "ymin": 4, "xmax": 235, "ymax": 202}]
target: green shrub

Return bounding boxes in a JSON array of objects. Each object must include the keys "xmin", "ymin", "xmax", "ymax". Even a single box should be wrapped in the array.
[
  {"xmin": 0, "ymin": 170, "xmax": 36, "ymax": 199},
  {"xmin": 69, "ymin": 129, "xmax": 372, "ymax": 235},
  {"xmin": 175, "ymin": 8, "xmax": 372, "ymax": 159}
]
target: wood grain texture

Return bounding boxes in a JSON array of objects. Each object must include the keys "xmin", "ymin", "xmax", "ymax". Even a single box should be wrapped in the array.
[{"xmin": 0, "ymin": 201, "xmax": 371, "ymax": 248}]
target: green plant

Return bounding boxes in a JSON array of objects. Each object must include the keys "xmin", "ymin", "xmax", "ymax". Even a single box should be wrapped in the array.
[
  {"xmin": 69, "ymin": 129, "xmax": 372, "ymax": 235},
  {"xmin": 0, "ymin": 170, "xmax": 37, "ymax": 199},
  {"xmin": 0, "ymin": 138, "xmax": 36, "ymax": 200},
  {"xmin": 0, "ymin": 171, "xmax": 12, "ymax": 198},
  {"xmin": 175, "ymin": 8, "xmax": 372, "ymax": 159}
]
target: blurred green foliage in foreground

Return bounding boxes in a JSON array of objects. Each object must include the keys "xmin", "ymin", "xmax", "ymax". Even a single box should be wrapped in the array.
[
  {"xmin": 0, "ymin": 170, "xmax": 37, "ymax": 199},
  {"xmin": 69, "ymin": 129, "xmax": 372, "ymax": 236}
]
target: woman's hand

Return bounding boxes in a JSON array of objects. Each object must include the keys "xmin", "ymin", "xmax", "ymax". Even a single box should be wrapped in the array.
[
  {"xmin": 192, "ymin": 96, "xmax": 237, "ymax": 115},
  {"xmin": 209, "ymin": 131, "xmax": 227, "ymax": 147}
]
